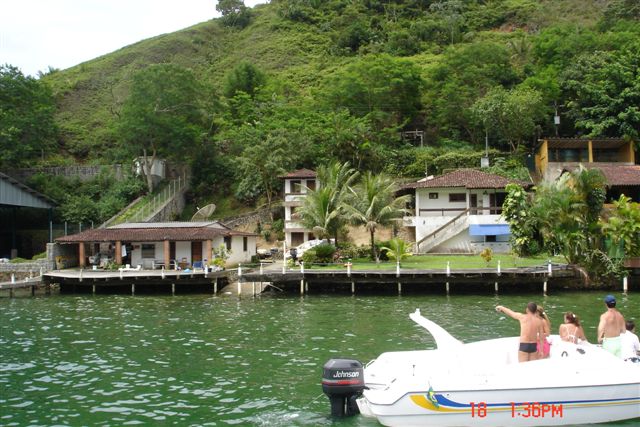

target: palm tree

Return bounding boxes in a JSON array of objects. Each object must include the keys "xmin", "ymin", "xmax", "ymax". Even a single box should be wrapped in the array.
[
  {"xmin": 381, "ymin": 238, "xmax": 413, "ymax": 265},
  {"xmin": 298, "ymin": 162, "xmax": 358, "ymax": 246},
  {"xmin": 343, "ymin": 172, "xmax": 411, "ymax": 261}
]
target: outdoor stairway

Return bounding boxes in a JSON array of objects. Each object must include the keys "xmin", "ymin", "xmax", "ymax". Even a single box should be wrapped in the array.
[
  {"xmin": 100, "ymin": 173, "xmax": 188, "ymax": 228},
  {"xmin": 415, "ymin": 210, "xmax": 470, "ymax": 253}
]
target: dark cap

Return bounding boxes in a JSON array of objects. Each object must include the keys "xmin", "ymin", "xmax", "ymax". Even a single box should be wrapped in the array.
[{"xmin": 604, "ymin": 295, "xmax": 616, "ymax": 304}]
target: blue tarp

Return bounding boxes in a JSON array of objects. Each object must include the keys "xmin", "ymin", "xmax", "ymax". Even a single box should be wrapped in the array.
[{"xmin": 469, "ymin": 224, "xmax": 511, "ymax": 236}]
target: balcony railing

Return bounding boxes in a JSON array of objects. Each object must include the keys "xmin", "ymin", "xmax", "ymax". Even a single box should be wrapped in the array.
[{"xmin": 417, "ymin": 207, "xmax": 502, "ymax": 216}]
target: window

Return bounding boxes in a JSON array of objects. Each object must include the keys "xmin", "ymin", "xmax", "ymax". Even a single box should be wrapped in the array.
[
  {"xmin": 306, "ymin": 180, "xmax": 316, "ymax": 191},
  {"xmin": 429, "ymin": 192, "xmax": 438, "ymax": 199},
  {"xmin": 449, "ymin": 193, "xmax": 466, "ymax": 203},
  {"xmin": 224, "ymin": 236, "xmax": 232, "ymax": 251},
  {"xmin": 290, "ymin": 180, "xmax": 302, "ymax": 193},
  {"xmin": 141, "ymin": 244, "xmax": 155, "ymax": 258},
  {"xmin": 485, "ymin": 235, "xmax": 497, "ymax": 243},
  {"xmin": 243, "ymin": 236, "xmax": 248, "ymax": 252}
]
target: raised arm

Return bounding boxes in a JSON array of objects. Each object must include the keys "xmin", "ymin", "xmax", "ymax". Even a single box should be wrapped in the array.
[{"xmin": 496, "ymin": 305, "xmax": 523, "ymax": 320}]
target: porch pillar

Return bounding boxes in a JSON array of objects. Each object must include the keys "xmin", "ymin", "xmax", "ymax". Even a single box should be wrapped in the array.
[
  {"xmin": 115, "ymin": 241, "xmax": 122, "ymax": 265},
  {"xmin": 78, "ymin": 243, "xmax": 86, "ymax": 267},
  {"xmin": 588, "ymin": 140, "xmax": 593, "ymax": 163},
  {"xmin": 164, "ymin": 240, "xmax": 170, "ymax": 268},
  {"xmin": 205, "ymin": 239, "xmax": 212, "ymax": 263}
]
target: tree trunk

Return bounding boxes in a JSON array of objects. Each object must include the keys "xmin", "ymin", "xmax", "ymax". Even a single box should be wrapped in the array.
[{"xmin": 370, "ymin": 229, "xmax": 377, "ymax": 262}]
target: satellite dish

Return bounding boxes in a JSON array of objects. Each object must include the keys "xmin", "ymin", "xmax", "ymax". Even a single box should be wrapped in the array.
[{"xmin": 191, "ymin": 203, "xmax": 216, "ymax": 221}]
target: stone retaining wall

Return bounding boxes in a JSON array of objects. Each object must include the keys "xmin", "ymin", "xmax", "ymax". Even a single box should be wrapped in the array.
[{"xmin": 7, "ymin": 165, "xmax": 124, "ymax": 183}]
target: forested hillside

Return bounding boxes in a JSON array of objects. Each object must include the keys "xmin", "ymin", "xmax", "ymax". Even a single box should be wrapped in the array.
[{"xmin": 2, "ymin": 0, "xmax": 639, "ymax": 224}]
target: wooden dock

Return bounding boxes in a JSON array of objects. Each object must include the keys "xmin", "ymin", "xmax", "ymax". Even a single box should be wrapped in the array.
[{"xmin": 240, "ymin": 264, "xmax": 579, "ymax": 294}]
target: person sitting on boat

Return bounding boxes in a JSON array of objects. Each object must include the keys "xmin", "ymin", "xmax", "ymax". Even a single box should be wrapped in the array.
[
  {"xmin": 536, "ymin": 306, "xmax": 552, "ymax": 358},
  {"xmin": 496, "ymin": 302, "xmax": 545, "ymax": 363},
  {"xmin": 621, "ymin": 320, "xmax": 640, "ymax": 363},
  {"xmin": 598, "ymin": 295, "xmax": 626, "ymax": 357},
  {"xmin": 559, "ymin": 312, "xmax": 587, "ymax": 344}
]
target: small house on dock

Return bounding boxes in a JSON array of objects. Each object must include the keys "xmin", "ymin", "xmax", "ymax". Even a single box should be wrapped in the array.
[{"xmin": 55, "ymin": 221, "xmax": 257, "ymax": 269}]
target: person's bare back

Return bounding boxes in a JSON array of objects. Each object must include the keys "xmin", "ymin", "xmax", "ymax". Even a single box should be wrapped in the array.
[
  {"xmin": 599, "ymin": 309, "xmax": 625, "ymax": 340},
  {"xmin": 496, "ymin": 302, "xmax": 544, "ymax": 362}
]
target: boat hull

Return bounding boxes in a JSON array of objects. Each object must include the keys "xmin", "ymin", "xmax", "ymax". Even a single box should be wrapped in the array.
[{"xmin": 359, "ymin": 383, "xmax": 640, "ymax": 426}]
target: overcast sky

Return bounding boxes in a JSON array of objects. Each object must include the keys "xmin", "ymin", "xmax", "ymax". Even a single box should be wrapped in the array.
[{"xmin": 1, "ymin": 0, "xmax": 267, "ymax": 77}]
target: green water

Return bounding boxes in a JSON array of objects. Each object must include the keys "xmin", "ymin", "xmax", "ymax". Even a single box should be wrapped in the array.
[{"xmin": 1, "ymin": 292, "xmax": 638, "ymax": 426}]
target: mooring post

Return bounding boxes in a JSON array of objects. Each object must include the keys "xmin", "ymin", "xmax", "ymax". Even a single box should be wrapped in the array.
[
  {"xmin": 214, "ymin": 277, "xmax": 218, "ymax": 294},
  {"xmin": 260, "ymin": 262, "xmax": 263, "ymax": 275},
  {"xmin": 252, "ymin": 281, "xmax": 256, "ymax": 296},
  {"xmin": 172, "ymin": 283, "xmax": 175, "ymax": 296},
  {"xmin": 547, "ymin": 260, "xmax": 552, "ymax": 276},
  {"xmin": 396, "ymin": 261, "xmax": 400, "ymax": 278},
  {"xmin": 495, "ymin": 282, "xmax": 499, "ymax": 293},
  {"xmin": 131, "ymin": 283, "xmax": 135, "ymax": 296},
  {"xmin": 351, "ymin": 281, "xmax": 355, "ymax": 294},
  {"xmin": 161, "ymin": 266, "xmax": 165, "ymax": 279},
  {"xmin": 497, "ymin": 260, "xmax": 501, "ymax": 276},
  {"xmin": 347, "ymin": 261, "xmax": 352, "ymax": 277},
  {"xmin": 446, "ymin": 282, "xmax": 450, "ymax": 294},
  {"xmin": 11, "ymin": 274, "xmax": 15, "ymax": 284},
  {"xmin": 446, "ymin": 261, "xmax": 450, "ymax": 277},
  {"xmin": 300, "ymin": 261, "xmax": 305, "ymax": 296},
  {"xmin": 79, "ymin": 268, "xmax": 83, "ymax": 283},
  {"xmin": 623, "ymin": 276, "xmax": 628, "ymax": 293},
  {"xmin": 238, "ymin": 263, "xmax": 242, "ymax": 296},
  {"xmin": 119, "ymin": 269, "xmax": 123, "ymax": 280},
  {"xmin": 543, "ymin": 281, "xmax": 548, "ymax": 295}
]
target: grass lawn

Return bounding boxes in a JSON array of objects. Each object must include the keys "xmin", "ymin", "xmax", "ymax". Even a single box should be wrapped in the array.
[{"xmin": 306, "ymin": 254, "xmax": 566, "ymax": 270}]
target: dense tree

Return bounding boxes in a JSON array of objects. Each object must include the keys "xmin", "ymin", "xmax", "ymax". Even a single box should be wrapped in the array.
[
  {"xmin": 425, "ymin": 42, "xmax": 518, "ymax": 142},
  {"xmin": 223, "ymin": 61, "xmax": 266, "ymax": 99},
  {"xmin": 343, "ymin": 172, "xmax": 410, "ymax": 261},
  {"xmin": 118, "ymin": 64, "xmax": 205, "ymax": 193},
  {"xmin": 299, "ymin": 162, "xmax": 358, "ymax": 246},
  {"xmin": 601, "ymin": 195, "xmax": 640, "ymax": 258},
  {"xmin": 322, "ymin": 54, "xmax": 424, "ymax": 131},
  {"xmin": 471, "ymin": 86, "xmax": 545, "ymax": 152},
  {"xmin": 216, "ymin": 0, "xmax": 252, "ymax": 28},
  {"xmin": 562, "ymin": 44, "xmax": 640, "ymax": 139},
  {"xmin": 0, "ymin": 64, "xmax": 57, "ymax": 168}
]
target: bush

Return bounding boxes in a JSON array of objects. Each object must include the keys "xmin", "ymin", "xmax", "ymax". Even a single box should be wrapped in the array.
[
  {"xmin": 313, "ymin": 243, "xmax": 336, "ymax": 263},
  {"xmin": 302, "ymin": 249, "xmax": 317, "ymax": 264},
  {"xmin": 480, "ymin": 248, "xmax": 493, "ymax": 265},
  {"xmin": 375, "ymin": 240, "xmax": 391, "ymax": 261}
]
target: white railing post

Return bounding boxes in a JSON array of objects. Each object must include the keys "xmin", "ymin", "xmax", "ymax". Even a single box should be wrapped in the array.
[
  {"xmin": 547, "ymin": 260, "xmax": 552, "ymax": 276},
  {"xmin": 446, "ymin": 261, "xmax": 451, "ymax": 276},
  {"xmin": 497, "ymin": 260, "xmax": 501, "ymax": 275}
]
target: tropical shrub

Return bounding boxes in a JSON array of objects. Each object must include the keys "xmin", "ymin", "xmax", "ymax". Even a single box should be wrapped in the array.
[{"xmin": 381, "ymin": 238, "xmax": 413, "ymax": 265}]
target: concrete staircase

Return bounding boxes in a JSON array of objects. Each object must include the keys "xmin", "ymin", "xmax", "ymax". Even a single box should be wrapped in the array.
[{"xmin": 415, "ymin": 210, "xmax": 470, "ymax": 253}]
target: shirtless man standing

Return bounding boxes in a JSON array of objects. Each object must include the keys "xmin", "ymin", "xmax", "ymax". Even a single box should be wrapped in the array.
[
  {"xmin": 496, "ymin": 302, "xmax": 544, "ymax": 363},
  {"xmin": 598, "ymin": 295, "xmax": 626, "ymax": 357}
]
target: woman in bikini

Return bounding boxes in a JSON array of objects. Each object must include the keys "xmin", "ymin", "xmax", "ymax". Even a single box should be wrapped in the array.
[
  {"xmin": 537, "ymin": 306, "xmax": 552, "ymax": 358},
  {"xmin": 559, "ymin": 312, "xmax": 587, "ymax": 344}
]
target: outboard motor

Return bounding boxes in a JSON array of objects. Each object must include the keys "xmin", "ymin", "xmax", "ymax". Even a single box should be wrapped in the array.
[{"xmin": 322, "ymin": 358, "xmax": 365, "ymax": 417}]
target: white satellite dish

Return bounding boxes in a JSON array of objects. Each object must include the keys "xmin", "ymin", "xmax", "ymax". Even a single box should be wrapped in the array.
[{"xmin": 191, "ymin": 203, "xmax": 216, "ymax": 221}]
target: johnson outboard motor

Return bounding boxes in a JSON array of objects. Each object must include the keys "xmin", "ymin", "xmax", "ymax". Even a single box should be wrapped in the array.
[{"xmin": 322, "ymin": 358, "xmax": 365, "ymax": 417}]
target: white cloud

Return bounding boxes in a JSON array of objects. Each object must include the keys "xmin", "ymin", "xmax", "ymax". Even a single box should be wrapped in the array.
[{"xmin": 0, "ymin": 0, "xmax": 267, "ymax": 76}]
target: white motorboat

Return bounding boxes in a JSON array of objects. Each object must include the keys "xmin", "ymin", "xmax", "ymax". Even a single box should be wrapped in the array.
[{"xmin": 322, "ymin": 309, "xmax": 640, "ymax": 427}]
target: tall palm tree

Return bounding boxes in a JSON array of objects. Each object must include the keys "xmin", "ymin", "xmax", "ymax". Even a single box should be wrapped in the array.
[
  {"xmin": 298, "ymin": 162, "xmax": 358, "ymax": 246},
  {"xmin": 343, "ymin": 172, "xmax": 411, "ymax": 261}
]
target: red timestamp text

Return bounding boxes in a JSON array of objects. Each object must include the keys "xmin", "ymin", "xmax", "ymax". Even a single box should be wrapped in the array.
[{"xmin": 468, "ymin": 402, "xmax": 563, "ymax": 418}]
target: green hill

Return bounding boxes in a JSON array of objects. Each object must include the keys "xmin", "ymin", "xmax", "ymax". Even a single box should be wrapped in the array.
[{"xmin": 3, "ymin": 0, "xmax": 637, "ymax": 224}]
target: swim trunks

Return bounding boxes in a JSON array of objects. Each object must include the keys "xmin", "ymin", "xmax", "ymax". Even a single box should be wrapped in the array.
[
  {"xmin": 602, "ymin": 336, "xmax": 622, "ymax": 357},
  {"xmin": 519, "ymin": 342, "xmax": 537, "ymax": 353}
]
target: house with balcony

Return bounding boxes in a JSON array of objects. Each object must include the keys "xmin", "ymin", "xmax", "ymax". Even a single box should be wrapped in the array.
[
  {"xmin": 279, "ymin": 169, "xmax": 317, "ymax": 247},
  {"xmin": 402, "ymin": 169, "xmax": 531, "ymax": 253},
  {"xmin": 534, "ymin": 137, "xmax": 639, "ymax": 201}
]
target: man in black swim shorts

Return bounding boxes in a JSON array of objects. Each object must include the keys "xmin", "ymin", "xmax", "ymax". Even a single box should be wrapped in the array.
[{"xmin": 496, "ymin": 302, "xmax": 545, "ymax": 362}]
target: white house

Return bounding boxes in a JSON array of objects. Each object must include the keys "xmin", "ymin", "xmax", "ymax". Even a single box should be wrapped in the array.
[
  {"xmin": 56, "ymin": 221, "xmax": 257, "ymax": 268},
  {"xmin": 402, "ymin": 169, "xmax": 531, "ymax": 253},
  {"xmin": 279, "ymin": 168, "xmax": 318, "ymax": 247}
]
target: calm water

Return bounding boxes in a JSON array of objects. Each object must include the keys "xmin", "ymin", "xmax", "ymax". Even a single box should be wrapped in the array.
[{"xmin": 1, "ymin": 291, "xmax": 638, "ymax": 426}]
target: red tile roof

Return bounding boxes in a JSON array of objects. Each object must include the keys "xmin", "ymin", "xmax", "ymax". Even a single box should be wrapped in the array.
[
  {"xmin": 279, "ymin": 168, "xmax": 316, "ymax": 179},
  {"xmin": 583, "ymin": 164, "xmax": 640, "ymax": 186},
  {"xmin": 56, "ymin": 222, "xmax": 256, "ymax": 243},
  {"xmin": 403, "ymin": 169, "xmax": 531, "ymax": 190}
]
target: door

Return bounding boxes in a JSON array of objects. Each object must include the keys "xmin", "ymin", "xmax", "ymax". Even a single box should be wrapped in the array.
[
  {"xmin": 470, "ymin": 194, "xmax": 478, "ymax": 214},
  {"xmin": 191, "ymin": 241, "xmax": 202, "ymax": 263}
]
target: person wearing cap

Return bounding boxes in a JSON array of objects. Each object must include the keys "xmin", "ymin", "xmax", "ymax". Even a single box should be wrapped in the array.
[{"xmin": 597, "ymin": 295, "xmax": 626, "ymax": 357}]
